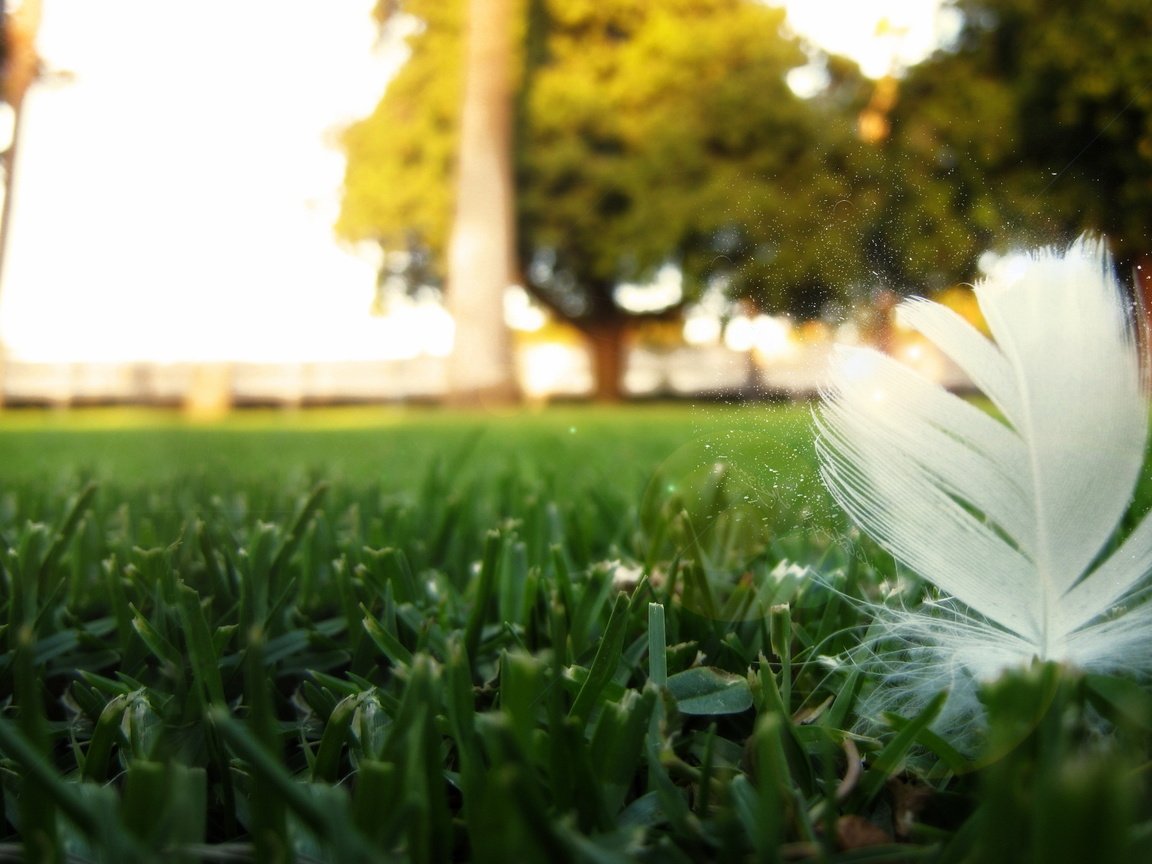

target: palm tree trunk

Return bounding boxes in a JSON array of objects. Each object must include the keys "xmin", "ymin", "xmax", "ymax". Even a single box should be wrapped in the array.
[{"xmin": 445, "ymin": 0, "xmax": 520, "ymax": 406}]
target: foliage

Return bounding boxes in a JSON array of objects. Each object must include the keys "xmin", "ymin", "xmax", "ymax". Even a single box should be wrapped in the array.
[
  {"xmin": 338, "ymin": 0, "xmax": 867, "ymax": 326},
  {"xmin": 338, "ymin": 1, "xmax": 466, "ymax": 269},
  {"xmin": 1, "ymin": 407, "xmax": 1151, "ymax": 860},
  {"xmin": 518, "ymin": 0, "xmax": 854, "ymax": 321},
  {"xmin": 870, "ymin": 0, "xmax": 1152, "ymax": 282},
  {"xmin": 342, "ymin": 0, "xmax": 1152, "ymax": 327}
]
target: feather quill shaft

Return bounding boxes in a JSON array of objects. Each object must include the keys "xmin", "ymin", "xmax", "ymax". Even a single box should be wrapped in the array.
[{"xmin": 817, "ymin": 238, "xmax": 1151, "ymax": 731}]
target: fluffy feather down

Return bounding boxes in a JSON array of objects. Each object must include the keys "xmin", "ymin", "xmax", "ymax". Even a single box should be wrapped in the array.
[{"xmin": 817, "ymin": 238, "xmax": 1152, "ymax": 738}]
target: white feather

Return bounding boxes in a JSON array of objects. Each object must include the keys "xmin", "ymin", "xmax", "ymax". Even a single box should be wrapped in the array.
[{"xmin": 817, "ymin": 238, "xmax": 1151, "ymax": 737}]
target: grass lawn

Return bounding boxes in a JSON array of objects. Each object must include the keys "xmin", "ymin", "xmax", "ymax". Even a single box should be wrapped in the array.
[{"xmin": 0, "ymin": 404, "xmax": 1149, "ymax": 862}]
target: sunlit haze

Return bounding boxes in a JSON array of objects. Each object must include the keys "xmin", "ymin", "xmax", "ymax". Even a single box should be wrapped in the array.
[
  {"xmin": 0, "ymin": 1, "xmax": 952, "ymax": 365},
  {"xmin": 775, "ymin": 0, "xmax": 956, "ymax": 79},
  {"xmin": 0, "ymin": 0, "xmax": 398, "ymax": 362}
]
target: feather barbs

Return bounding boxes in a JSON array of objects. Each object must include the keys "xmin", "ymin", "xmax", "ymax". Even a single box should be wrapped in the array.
[{"xmin": 817, "ymin": 238, "xmax": 1152, "ymax": 729}]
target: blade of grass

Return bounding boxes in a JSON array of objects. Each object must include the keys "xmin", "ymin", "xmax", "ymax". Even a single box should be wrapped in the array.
[
  {"xmin": 855, "ymin": 691, "xmax": 947, "ymax": 805},
  {"xmin": 569, "ymin": 592, "xmax": 630, "ymax": 725},
  {"xmin": 464, "ymin": 530, "xmax": 504, "ymax": 664},
  {"xmin": 0, "ymin": 718, "xmax": 149, "ymax": 862},
  {"xmin": 361, "ymin": 602, "xmax": 415, "ymax": 668},
  {"xmin": 37, "ymin": 482, "xmax": 97, "ymax": 586},
  {"xmin": 210, "ymin": 707, "xmax": 327, "ymax": 839},
  {"xmin": 176, "ymin": 583, "xmax": 227, "ymax": 706},
  {"xmin": 648, "ymin": 602, "xmax": 667, "ymax": 688}
]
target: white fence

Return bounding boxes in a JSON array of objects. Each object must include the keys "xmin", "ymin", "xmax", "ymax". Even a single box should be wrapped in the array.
[
  {"xmin": 0, "ymin": 344, "xmax": 778, "ymax": 406},
  {"xmin": 0, "ymin": 338, "xmax": 974, "ymax": 407}
]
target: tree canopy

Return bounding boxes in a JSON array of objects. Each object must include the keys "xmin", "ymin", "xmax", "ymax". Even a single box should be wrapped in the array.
[
  {"xmin": 870, "ymin": 0, "xmax": 1152, "ymax": 285},
  {"xmin": 517, "ymin": 0, "xmax": 858, "ymax": 321},
  {"xmin": 339, "ymin": 0, "xmax": 465, "ymax": 272},
  {"xmin": 339, "ymin": 0, "xmax": 1152, "ymax": 371},
  {"xmin": 338, "ymin": 0, "xmax": 867, "ymax": 328}
]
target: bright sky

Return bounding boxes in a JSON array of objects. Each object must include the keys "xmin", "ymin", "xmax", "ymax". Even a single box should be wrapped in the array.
[
  {"xmin": 775, "ymin": 0, "xmax": 956, "ymax": 78},
  {"xmin": 1, "ymin": 0, "xmax": 401, "ymax": 362},
  {"xmin": 0, "ymin": 0, "xmax": 952, "ymax": 364}
]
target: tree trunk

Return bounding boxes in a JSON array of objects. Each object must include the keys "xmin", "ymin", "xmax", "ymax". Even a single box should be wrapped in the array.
[
  {"xmin": 0, "ymin": 0, "xmax": 44, "ymax": 412},
  {"xmin": 584, "ymin": 318, "xmax": 628, "ymax": 403},
  {"xmin": 445, "ymin": 0, "xmax": 520, "ymax": 407},
  {"xmin": 0, "ymin": 0, "xmax": 41, "ymax": 300}
]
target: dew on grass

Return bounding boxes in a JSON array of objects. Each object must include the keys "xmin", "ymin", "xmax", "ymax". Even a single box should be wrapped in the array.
[{"xmin": 638, "ymin": 414, "xmax": 835, "ymax": 620}]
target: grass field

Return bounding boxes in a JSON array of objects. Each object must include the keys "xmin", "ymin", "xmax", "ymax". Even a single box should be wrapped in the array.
[{"xmin": 0, "ymin": 404, "xmax": 1150, "ymax": 862}]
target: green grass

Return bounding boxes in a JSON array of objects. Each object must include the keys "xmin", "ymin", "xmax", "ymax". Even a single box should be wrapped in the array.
[
  {"xmin": 0, "ymin": 404, "xmax": 1150, "ymax": 863},
  {"xmin": 0, "ymin": 403, "xmax": 808, "ymax": 486}
]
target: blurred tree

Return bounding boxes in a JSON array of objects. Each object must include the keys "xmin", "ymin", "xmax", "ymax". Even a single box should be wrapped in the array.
[
  {"xmin": 518, "ymin": 0, "xmax": 872, "ymax": 398},
  {"xmin": 340, "ymin": 0, "xmax": 862, "ymax": 400},
  {"xmin": 348, "ymin": 1, "xmax": 521, "ymax": 403},
  {"xmin": 865, "ymin": 0, "xmax": 1152, "ymax": 295},
  {"xmin": 447, "ymin": 0, "xmax": 520, "ymax": 404},
  {"xmin": 343, "ymin": 2, "xmax": 463, "ymax": 264}
]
